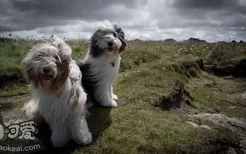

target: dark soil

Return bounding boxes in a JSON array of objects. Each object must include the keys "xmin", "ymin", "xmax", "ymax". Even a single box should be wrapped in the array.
[
  {"xmin": 155, "ymin": 81, "xmax": 197, "ymax": 114},
  {"xmin": 204, "ymin": 58, "xmax": 246, "ymax": 77},
  {"xmin": 0, "ymin": 73, "xmax": 26, "ymax": 88}
]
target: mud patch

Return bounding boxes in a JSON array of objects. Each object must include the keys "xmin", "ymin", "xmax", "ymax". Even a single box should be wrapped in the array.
[{"xmin": 155, "ymin": 81, "xmax": 198, "ymax": 114}]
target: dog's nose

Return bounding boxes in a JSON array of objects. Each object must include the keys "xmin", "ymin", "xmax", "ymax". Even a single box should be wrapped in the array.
[
  {"xmin": 108, "ymin": 41, "xmax": 113, "ymax": 47},
  {"xmin": 43, "ymin": 66, "xmax": 50, "ymax": 74}
]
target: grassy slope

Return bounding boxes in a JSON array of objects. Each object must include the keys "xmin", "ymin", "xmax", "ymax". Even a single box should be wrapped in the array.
[
  {"xmin": 0, "ymin": 40, "xmax": 245, "ymax": 153},
  {"xmin": 0, "ymin": 41, "xmax": 29, "ymax": 75}
]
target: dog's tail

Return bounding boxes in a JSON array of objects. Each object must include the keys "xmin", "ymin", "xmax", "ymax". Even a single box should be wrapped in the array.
[{"xmin": 51, "ymin": 35, "xmax": 72, "ymax": 62}]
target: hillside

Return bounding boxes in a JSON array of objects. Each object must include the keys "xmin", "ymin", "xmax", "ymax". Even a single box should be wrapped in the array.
[{"xmin": 0, "ymin": 39, "xmax": 246, "ymax": 153}]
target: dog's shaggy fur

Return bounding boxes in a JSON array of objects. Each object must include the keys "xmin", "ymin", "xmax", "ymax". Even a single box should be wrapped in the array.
[
  {"xmin": 77, "ymin": 21, "xmax": 126, "ymax": 107},
  {"xmin": 21, "ymin": 36, "xmax": 92, "ymax": 147}
]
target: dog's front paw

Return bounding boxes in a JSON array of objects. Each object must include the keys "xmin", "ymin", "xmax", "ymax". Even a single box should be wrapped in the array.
[
  {"xmin": 112, "ymin": 94, "xmax": 118, "ymax": 101},
  {"xmin": 51, "ymin": 136, "xmax": 67, "ymax": 148},
  {"xmin": 51, "ymin": 130, "xmax": 69, "ymax": 147},
  {"xmin": 87, "ymin": 101, "xmax": 94, "ymax": 109},
  {"xmin": 105, "ymin": 99, "xmax": 117, "ymax": 107},
  {"xmin": 82, "ymin": 132, "xmax": 92, "ymax": 145},
  {"xmin": 74, "ymin": 131, "xmax": 92, "ymax": 145},
  {"xmin": 52, "ymin": 140, "xmax": 67, "ymax": 148}
]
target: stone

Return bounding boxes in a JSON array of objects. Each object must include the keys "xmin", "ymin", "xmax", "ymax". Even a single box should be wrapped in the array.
[
  {"xmin": 186, "ymin": 121, "xmax": 199, "ymax": 128},
  {"xmin": 200, "ymin": 125, "xmax": 212, "ymax": 130}
]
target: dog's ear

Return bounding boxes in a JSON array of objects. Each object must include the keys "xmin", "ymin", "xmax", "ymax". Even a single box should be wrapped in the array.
[
  {"xmin": 89, "ymin": 39, "xmax": 104, "ymax": 58},
  {"xmin": 21, "ymin": 51, "xmax": 39, "ymax": 87},
  {"xmin": 114, "ymin": 24, "xmax": 127, "ymax": 53},
  {"xmin": 51, "ymin": 35, "xmax": 72, "ymax": 62}
]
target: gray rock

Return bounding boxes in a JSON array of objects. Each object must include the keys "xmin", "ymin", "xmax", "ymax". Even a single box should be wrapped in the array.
[
  {"xmin": 190, "ymin": 113, "xmax": 246, "ymax": 153},
  {"xmin": 200, "ymin": 125, "xmax": 212, "ymax": 130},
  {"xmin": 186, "ymin": 121, "xmax": 199, "ymax": 128}
]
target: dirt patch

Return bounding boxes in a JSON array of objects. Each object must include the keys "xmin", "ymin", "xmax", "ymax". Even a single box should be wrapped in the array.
[
  {"xmin": 0, "ymin": 73, "xmax": 26, "ymax": 88},
  {"xmin": 155, "ymin": 81, "xmax": 198, "ymax": 114},
  {"xmin": 204, "ymin": 58, "xmax": 246, "ymax": 77}
]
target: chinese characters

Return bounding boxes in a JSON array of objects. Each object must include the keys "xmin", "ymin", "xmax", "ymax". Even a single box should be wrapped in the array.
[{"xmin": 0, "ymin": 119, "xmax": 36, "ymax": 141}]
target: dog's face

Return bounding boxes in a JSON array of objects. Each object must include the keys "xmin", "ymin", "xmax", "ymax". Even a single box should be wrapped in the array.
[
  {"xmin": 22, "ymin": 43, "xmax": 70, "ymax": 94},
  {"xmin": 89, "ymin": 23, "xmax": 127, "ymax": 58}
]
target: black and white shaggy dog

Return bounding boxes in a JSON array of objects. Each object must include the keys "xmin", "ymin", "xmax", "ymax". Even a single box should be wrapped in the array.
[
  {"xmin": 77, "ymin": 21, "xmax": 126, "ymax": 107},
  {"xmin": 22, "ymin": 36, "xmax": 92, "ymax": 147}
]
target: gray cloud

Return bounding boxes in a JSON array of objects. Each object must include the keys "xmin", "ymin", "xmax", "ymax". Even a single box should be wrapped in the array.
[
  {"xmin": 0, "ymin": 0, "xmax": 246, "ymax": 42},
  {"xmin": 170, "ymin": 0, "xmax": 246, "ymax": 27},
  {"xmin": 172, "ymin": 0, "xmax": 237, "ymax": 10},
  {"xmin": 0, "ymin": 0, "xmax": 146, "ymax": 31}
]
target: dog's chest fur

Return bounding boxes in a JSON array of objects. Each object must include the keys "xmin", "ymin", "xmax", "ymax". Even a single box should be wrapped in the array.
[
  {"xmin": 82, "ymin": 54, "xmax": 121, "ymax": 85},
  {"xmin": 78, "ymin": 54, "xmax": 121, "ymax": 104},
  {"xmin": 35, "ymin": 79, "xmax": 73, "ymax": 123},
  {"xmin": 96, "ymin": 55, "xmax": 121, "ymax": 84}
]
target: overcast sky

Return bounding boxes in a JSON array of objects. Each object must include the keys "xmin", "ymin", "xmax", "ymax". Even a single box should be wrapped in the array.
[{"xmin": 0, "ymin": 0, "xmax": 246, "ymax": 42}]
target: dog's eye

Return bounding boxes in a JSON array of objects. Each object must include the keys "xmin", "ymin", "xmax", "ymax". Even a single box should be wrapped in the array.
[
  {"xmin": 54, "ymin": 55, "xmax": 60, "ymax": 61},
  {"xmin": 35, "ymin": 56, "xmax": 41, "ymax": 61},
  {"xmin": 113, "ymin": 32, "xmax": 117, "ymax": 37}
]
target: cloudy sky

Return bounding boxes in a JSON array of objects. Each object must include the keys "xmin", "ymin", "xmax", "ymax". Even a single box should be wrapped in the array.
[{"xmin": 0, "ymin": 0, "xmax": 246, "ymax": 42}]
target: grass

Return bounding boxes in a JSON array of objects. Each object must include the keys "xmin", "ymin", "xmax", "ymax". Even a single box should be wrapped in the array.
[
  {"xmin": 0, "ymin": 40, "xmax": 30, "ymax": 75},
  {"xmin": 0, "ymin": 39, "xmax": 245, "ymax": 153}
]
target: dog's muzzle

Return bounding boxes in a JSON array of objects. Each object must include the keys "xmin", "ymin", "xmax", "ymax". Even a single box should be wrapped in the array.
[
  {"xmin": 41, "ymin": 66, "xmax": 53, "ymax": 81},
  {"xmin": 107, "ymin": 41, "xmax": 114, "ymax": 52}
]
